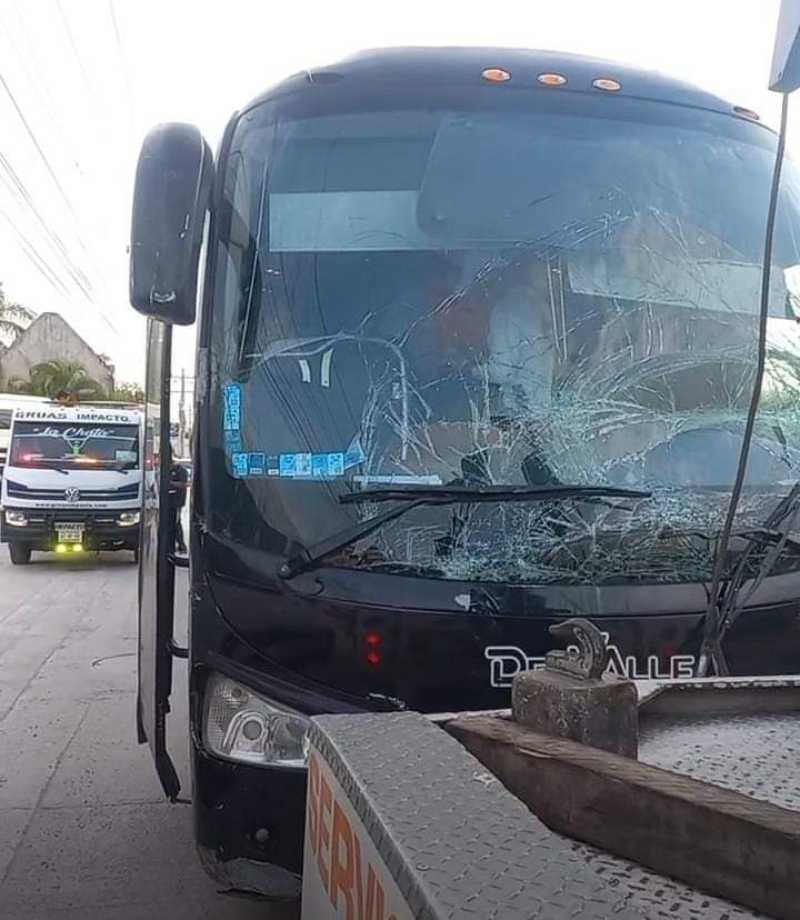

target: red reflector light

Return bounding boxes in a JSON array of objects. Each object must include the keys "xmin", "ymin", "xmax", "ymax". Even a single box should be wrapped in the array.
[{"xmin": 364, "ymin": 630, "xmax": 384, "ymax": 666}]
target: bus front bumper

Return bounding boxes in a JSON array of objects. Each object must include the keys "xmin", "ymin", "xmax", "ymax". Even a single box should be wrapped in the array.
[
  {"xmin": 191, "ymin": 738, "xmax": 305, "ymax": 901},
  {"xmin": 0, "ymin": 508, "xmax": 140, "ymax": 551}
]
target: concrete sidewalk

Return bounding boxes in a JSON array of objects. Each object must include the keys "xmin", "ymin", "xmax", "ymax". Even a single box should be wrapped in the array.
[{"xmin": 0, "ymin": 548, "xmax": 297, "ymax": 919}]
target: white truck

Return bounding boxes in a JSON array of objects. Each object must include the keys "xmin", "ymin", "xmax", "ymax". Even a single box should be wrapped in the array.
[
  {"xmin": 0, "ymin": 394, "xmax": 53, "ymax": 480},
  {"xmin": 0, "ymin": 402, "xmax": 143, "ymax": 564}
]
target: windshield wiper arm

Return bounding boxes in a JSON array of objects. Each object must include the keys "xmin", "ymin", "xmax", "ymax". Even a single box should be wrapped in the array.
[
  {"xmin": 341, "ymin": 484, "xmax": 651, "ymax": 504},
  {"xmin": 279, "ymin": 499, "xmax": 429, "ymax": 579},
  {"xmin": 659, "ymin": 524, "xmax": 800, "ymax": 554},
  {"xmin": 735, "ymin": 526, "xmax": 800, "ymax": 554},
  {"xmin": 279, "ymin": 484, "xmax": 651, "ymax": 580}
]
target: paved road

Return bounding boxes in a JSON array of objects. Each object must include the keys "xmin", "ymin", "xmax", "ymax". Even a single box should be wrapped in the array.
[{"xmin": 0, "ymin": 546, "xmax": 299, "ymax": 920}]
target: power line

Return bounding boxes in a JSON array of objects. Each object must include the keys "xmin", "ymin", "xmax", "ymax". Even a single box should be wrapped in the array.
[
  {"xmin": 108, "ymin": 0, "xmax": 135, "ymax": 132},
  {"xmin": 56, "ymin": 0, "xmax": 95, "ymax": 105},
  {"xmin": 0, "ymin": 4, "xmax": 123, "ymax": 340},
  {"xmin": 0, "ymin": 70, "xmax": 93, "ymax": 260},
  {"xmin": 0, "ymin": 204, "xmax": 71, "ymax": 297},
  {"xmin": 3, "ymin": 0, "xmax": 117, "ymax": 261},
  {"xmin": 45, "ymin": 2, "xmax": 127, "ymax": 325},
  {"xmin": 0, "ymin": 14, "xmax": 116, "ymax": 302},
  {"xmin": 5, "ymin": 2, "xmax": 77, "ymax": 164},
  {"xmin": 0, "ymin": 89, "xmax": 119, "ymax": 332},
  {"xmin": 0, "ymin": 158, "xmax": 78, "ymax": 285},
  {"xmin": 0, "ymin": 152, "xmax": 98, "ymax": 306},
  {"xmin": 16, "ymin": 239, "xmax": 71, "ymax": 298}
]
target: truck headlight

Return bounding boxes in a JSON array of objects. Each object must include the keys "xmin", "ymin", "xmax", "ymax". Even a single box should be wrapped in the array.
[
  {"xmin": 5, "ymin": 510, "xmax": 27, "ymax": 527},
  {"xmin": 203, "ymin": 672, "xmax": 310, "ymax": 768},
  {"xmin": 118, "ymin": 511, "xmax": 140, "ymax": 526}
]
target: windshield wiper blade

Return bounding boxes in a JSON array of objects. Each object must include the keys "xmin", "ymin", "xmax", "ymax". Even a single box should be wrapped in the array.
[
  {"xmin": 735, "ymin": 527, "xmax": 800, "ymax": 554},
  {"xmin": 341, "ymin": 484, "xmax": 651, "ymax": 504},
  {"xmin": 659, "ymin": 524, "xmax": 800, "ymax": 554},
  {"xmin": 279, "ymin": 498, "xmax": 429, "ymax": 579},
  {"xmin": 24, "ymin": 462, "xmax": 71, "ymax": 474},
  {"xmin": 279, "ymin": 484, "xmax": 651, "ymax": 580},
  {"xmin": 701, "ymin": 481, "xmax": 800, "ymax": 675}
]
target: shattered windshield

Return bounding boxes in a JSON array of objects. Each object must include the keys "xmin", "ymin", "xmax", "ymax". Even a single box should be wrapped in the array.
[{"xmin": 209, "ymin": 87, "xmax": 800, "ymax": 585}]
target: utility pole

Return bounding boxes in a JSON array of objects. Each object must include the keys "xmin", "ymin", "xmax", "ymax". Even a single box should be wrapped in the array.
[{"xmin": 178, "ymin": 367, "xmax": 187, "ymax": 457}]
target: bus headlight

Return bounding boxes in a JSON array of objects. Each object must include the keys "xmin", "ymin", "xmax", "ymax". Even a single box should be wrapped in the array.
[
  {"xmin": 5, "ymin": 510, "xmax": 28, "ymax": 527},
  {"xmin": 118, "ymin": 511, "xmax": 140, "ymax": 526},
  {"xmin": 203, "ymin": 672, "xmax": 310, "ymax": 768}
]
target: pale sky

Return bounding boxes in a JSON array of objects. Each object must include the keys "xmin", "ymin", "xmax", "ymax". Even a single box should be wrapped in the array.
[{"xmin": 0, "ymin": 0, "xmax": 788, "ymax": 385}]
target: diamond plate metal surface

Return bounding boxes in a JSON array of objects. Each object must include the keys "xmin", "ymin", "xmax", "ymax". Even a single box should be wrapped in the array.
[
  {"xmin": 312, "ymin": 712, "xmax": 762, "ymax": 919},
  {"xmin": 640, "ymin": 710, "xmax": 800, "ymax": 812}
]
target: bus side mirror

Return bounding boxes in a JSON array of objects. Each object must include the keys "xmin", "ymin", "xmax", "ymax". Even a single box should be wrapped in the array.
[{"xmin": 130, "ymin": 123, "xmax": 214, "ymax": 325}]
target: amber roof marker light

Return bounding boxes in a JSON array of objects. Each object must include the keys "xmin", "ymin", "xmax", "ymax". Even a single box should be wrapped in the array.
[
  {"xmin": 593, "ymin": 77, "xmax": 622, "ymax": 92},
  {"xmin": 537, "ymin": 72, "xmax": 567, "ymax": 86},
  {"xmin": 482, "ymin": 67, "xmax": 511, "ymax": 83},
  {"xmin": 732, "ymin": 104, "xmax": 761, "ymax": 121}
]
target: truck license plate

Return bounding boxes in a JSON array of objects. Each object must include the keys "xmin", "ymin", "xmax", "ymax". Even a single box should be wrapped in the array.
[{"xmin": 57, "ymin": 524, "xmax": 84, "ymax": 544}]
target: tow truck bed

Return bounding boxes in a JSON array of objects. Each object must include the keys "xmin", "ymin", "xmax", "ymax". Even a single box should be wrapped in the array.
[
  {"xmin": 303, "ymin": 709, "xmax": 775, "ymax": 919},
  {"xmin": 640, "ymin": 679, "xmax": 800, "ymax": 814}
]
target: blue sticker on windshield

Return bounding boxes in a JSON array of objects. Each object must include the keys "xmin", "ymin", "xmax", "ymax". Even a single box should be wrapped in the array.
[
  {"xmin": 224, "ymin": 430, "xmax": 242, "ymax": 453},
  {"xmin": 241, "ymin": 449, "xmax": 351, "ymax": 479},
  {"xmin": 248, "ymin": 452, "xmax": 266, "ymax": 476},
  {"xmin": 280, "ymin": 454, "xmax": 296, "ymax": 477},
  {"xmin": 311, "ymin": 454, "xmax": 327, "ymax": 478},
  {"xmin": 231, "ymin": 452, "xmax": 249, "ymax": 478},
  {"xmin": 344, "ymin": 438, "xmax": 366, "ymax": 470},
  {"xmin": 279, "ymin": 452, "xmax": 322, "ymax": 478},
  {"xmin": 223, "ymin": 384, "xmax": 242, "ymax": 431},
  {"xmin": 304, "ymin": 452, "xmax": 346, "ymax": 478}
]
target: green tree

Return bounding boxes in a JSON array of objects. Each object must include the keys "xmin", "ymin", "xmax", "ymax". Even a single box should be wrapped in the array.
[
  {"xmin": 9, "ymin": 360, "xmax": 106, "ymax": 400},
  {"xmin": 0, "ymin": 283, "xmax": 35, "ymax": 385},
  {"xmin": 0, "ymin": 282, "xmax": 34, "ymax": 345},
  {"xmin": 108, "ymin": 381, "xmax": 145, "ymax": 403}
]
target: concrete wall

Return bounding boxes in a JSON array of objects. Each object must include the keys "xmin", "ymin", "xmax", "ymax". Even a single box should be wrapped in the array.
[{"xmin": 0, "ymin": 313, "xmax": 114, "ymax": 393}]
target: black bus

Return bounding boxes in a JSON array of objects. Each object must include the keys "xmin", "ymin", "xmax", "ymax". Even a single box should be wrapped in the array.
[{"xmin": 130, "ymin": 47, "xmax": 800, "ymax": 899}]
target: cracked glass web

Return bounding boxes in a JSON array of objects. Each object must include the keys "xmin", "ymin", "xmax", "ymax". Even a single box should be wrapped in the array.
[{"xmin": 209, "ymin": 98, "xmax": 800, "ymax": 586}]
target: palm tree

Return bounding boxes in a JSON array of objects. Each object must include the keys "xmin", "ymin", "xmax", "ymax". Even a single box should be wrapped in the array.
[
  {"xmin": 0, "ymin": 282, "xmax": 34, "ymax": 347},
  {"xmin": 109, "ymin": 381, "xmax": 145, "ymax": 403},
  {"xmin": 9, "ymin": 360, "xmax": 107, "ymax": 400},
  {"xmin": 0, "ymin": 284, "xmax": 35, "ymax": 385}
]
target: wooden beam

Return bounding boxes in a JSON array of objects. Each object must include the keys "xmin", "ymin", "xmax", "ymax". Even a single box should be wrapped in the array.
[{"xmin": 446, "ymin": 714, "xmax": 800, "ymax": 920}]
